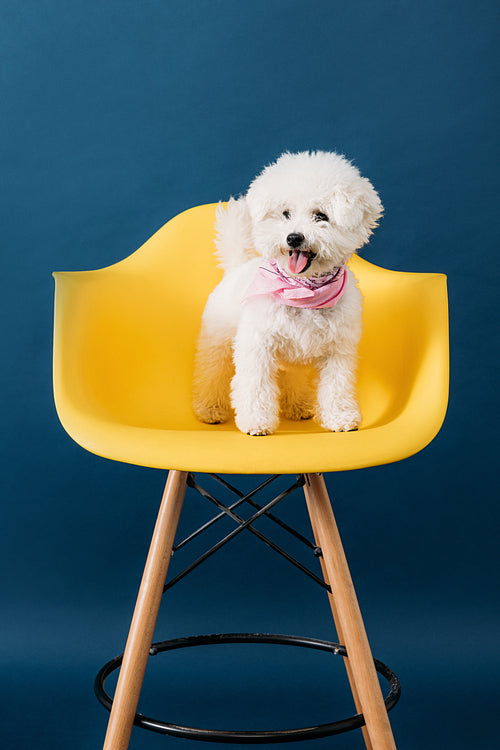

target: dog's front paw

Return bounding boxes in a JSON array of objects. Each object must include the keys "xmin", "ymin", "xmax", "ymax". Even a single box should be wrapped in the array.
[
  {"xmin": 318, "ymin": 407, "xmax": 361, "ymax": 433},
  {"xmin": 321, "ymin": 418, "xmax": 360, "ymax": 432},
  {"xmin": 247, "ymin": 427, "xmax": 273, "ymax": 436},
  {"xmin": 235, "ymin": 412, "xmax": 278, "ymax": 436}
]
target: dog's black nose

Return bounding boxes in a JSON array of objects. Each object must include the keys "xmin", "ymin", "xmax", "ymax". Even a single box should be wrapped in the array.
[{"xmin": 286, "ymin": 233, "xmax": 305, "ymax": 248}]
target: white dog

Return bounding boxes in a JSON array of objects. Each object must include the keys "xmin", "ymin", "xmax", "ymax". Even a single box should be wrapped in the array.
[{"xmin": 192, "ymin": 151, "xmax": 383, "ymax": 436}]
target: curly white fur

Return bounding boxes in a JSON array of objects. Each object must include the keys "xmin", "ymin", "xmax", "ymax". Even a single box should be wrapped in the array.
[{"xmin": 193, "ymin": 151, "xmax": 383, "ymax": 436}]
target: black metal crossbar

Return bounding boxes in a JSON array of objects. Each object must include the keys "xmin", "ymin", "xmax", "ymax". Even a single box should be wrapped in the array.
[
  {"xmin": 163, "ymin": 474, "xmax": 331, "ymax": 594},
  {"xmin": 209, "ymin": 474, "xmax": 318, "ymax": 551},
  {"xmin": 173, "ymin": 475, "xmax": 280, "ymax": 553}
]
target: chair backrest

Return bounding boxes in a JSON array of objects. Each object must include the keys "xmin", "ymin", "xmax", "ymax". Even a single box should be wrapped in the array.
[{"xmin": 53, "ymin": 203, "xmax": 448, "ymax": 440}]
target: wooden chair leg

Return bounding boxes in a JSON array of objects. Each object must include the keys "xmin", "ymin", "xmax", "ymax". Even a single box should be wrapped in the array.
[
  {"xmin": 103, "ymin": 470, "xmax": 188, "ymax": 750},
  {"xmin": 303, "ymin": 476, "xmax": 374, "ymax": 750},
  {"xmin": 303, "ymin": 474, "xmax": 397, "ymax": 750}
]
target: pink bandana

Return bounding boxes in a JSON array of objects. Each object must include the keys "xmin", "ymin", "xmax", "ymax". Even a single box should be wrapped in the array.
[{"xmin": 242, "ymin": 259, "xmax": 347, "ymax": 309}]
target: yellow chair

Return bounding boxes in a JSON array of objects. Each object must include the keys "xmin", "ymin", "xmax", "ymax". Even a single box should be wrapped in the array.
[{"xmin": 53, "ymin": 203, "xmax": 449, "ymax": 750}]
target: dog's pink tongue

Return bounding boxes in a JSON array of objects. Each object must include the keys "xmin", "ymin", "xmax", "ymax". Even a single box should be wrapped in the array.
[{"xmin": 288, "ymin": 250, "xmax": 309, "ymax": 274}]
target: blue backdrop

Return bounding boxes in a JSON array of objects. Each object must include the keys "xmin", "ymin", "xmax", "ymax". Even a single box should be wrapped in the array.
[{"xmin": 1, "ymin": 1, "xmax": 498, "ymax": 748}]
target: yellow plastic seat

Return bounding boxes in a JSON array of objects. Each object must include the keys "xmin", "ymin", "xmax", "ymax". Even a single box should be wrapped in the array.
[
  {"xmin": 53, "ymin": 203, "xmax": 448, "ymax": 750},
  {"xmin": 53, "ymin": 202, "xmax": 448, "ymax": 475}
]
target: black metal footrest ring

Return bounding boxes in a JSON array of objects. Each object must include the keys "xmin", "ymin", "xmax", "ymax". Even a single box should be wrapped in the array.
[{"xmin": 95, "ymin": 633, "xmax": 401, "ymax": 744}]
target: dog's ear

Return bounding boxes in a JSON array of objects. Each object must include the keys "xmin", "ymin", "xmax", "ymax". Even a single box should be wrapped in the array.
[
  {"xmin": 215, "ymin": 198, "xmax": 258, "ymax": 271},
  {"xmin": 331, "ymin": 178, "xmax": 383, "ymax": 233}
]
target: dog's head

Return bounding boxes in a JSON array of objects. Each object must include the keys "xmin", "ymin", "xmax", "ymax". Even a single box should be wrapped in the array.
[{"xmin": 245, "ymin": 151, "xmax": 383, "ymax": 277}]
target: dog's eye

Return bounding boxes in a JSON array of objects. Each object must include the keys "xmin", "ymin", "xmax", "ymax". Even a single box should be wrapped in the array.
[
  {"xmin": 314, "ymin": 211, "xmax": 329, "ymax": 223},
  {"xmin": 282, "ymin": 210, "xmax": 291, "ymax": 219}
]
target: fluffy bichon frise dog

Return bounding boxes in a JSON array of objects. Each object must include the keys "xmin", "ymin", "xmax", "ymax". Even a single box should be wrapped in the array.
[{"xmin": 192, "ymin": 151, "xmax": 383, "ymax": 436}]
